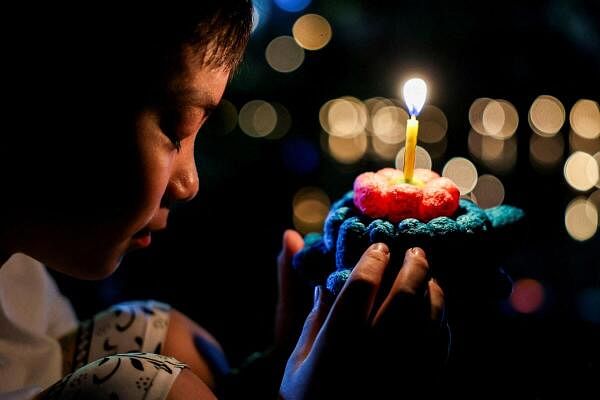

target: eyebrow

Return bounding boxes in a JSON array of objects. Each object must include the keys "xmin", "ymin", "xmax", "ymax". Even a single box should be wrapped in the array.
[{"xmin": 167, "ymin": 88, "xmax": 220, "ymax": 112}]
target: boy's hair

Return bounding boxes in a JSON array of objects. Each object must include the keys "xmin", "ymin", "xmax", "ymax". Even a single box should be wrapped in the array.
[{"xmin": 2, "ymin": 1, "xmax": 254, "ymax": 213}]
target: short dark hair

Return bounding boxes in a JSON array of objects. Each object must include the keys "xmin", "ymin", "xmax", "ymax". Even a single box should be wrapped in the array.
[{"xmin": 2, "ymin": 1, "xmax": 254, "ymax": 215}]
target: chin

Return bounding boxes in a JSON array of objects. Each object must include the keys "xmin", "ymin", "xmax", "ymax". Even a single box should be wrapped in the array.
[{"xmin": 49, "ymin": 251, "xmax": 125, "ymax": 281}]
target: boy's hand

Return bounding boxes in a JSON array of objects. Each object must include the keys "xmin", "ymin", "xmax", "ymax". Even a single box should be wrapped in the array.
[
  {"xmin": 275, "ymin": 230, "xmax": 308, "ymax": 355},
  {"xmin": 279, "ymin": 244, "xmax": 448, "ymax": 399}
]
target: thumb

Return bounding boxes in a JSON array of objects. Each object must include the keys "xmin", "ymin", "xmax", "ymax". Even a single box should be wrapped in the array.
[
  {"xmin": 277, "ymin": 229, "xmax": 304, "ymax": 307},
  {"xmin": 275, "ymin": 230, "xmax": 305, "ymax": 347},
  {"xmin": 289, "ymin": 285, "xmax": 332, "ymax": 364}
]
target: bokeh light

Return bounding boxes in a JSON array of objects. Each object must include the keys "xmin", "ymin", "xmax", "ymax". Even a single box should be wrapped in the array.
[
  {"xmin": 563, "ymin": 151, "xmax": 599, "ymax": 191},
  {"xmin": 442, "ymin": 157, "xmax": 478, "ymax": 195},
  {"xmin": 239, "ymin": 100, "xmax": 277, "ymax": 137},
  {"xmin": 487, "ymin": 99, "xmax": 519, "ymax": 139},
  {"xmin": 328, "ymin": 131, "xmax": 368, "ymax": 164},
  {"xmin": 251, "ymin": 0, "xmax": 272, "ymax": 32},
  {"xmin": 266, "ymin": 102, "xmax": 292, "ymax": 140},
  {"xmin": 293, "ymin": 187, "xmax": 330, "ymax": 234},
  {"xmin": 570, "ymin": 99, "xmax": 600, "ymax": 139},
  {"xmin": 370, "ymin": 105, "xmax": 408, "ymax": 144},
  {"xmin": 202, "ymin": 99, "xmax": 238, "ymax": 136},
  {"xmin": 418, "ymin": 105, "xmax": 448, "ymax": 143},
  {"xmin": 421, "ymin": 136, "xmax": 448, "ymax": 160},
  {"xmin": 565, "ymin": 197, "xmax": 598, "ymax": 241},
  {"xmin": 468, "ymin": 129, "xmax": 518, "ymax": 173},
  {"xmin": 470, "ymin": 98, "xmax": 518, "ymax": 139},
  {"xmin": 469, "ymin": 97, "xmax": 494, "ymax": 135},
  {"xmin": 589, "ymin": 190, "xmax": 600, "ymax": 213},
  {"xmin": 482, "ymin": 100, "xmax": 505, "ymax": 136},
  {"xmin": 529, "ymin": 95, "xmax": 565, "ymax": 137},
  {"xmin": 275, "ymin": 0, "xmax": 311, "ymax": 13},
  {"xmin": 395, "ymin": 145, "xmax": 432, "ymax": 171},
  {"xmin": 471, "ymin": 174, "xmax": 505, "ymax": 208},
  {"xmin": 596, "ymin": 152, "xmax": 600, "ymax": 188},
  {"xmin": 569, "ymin": 129, "xmax": 600, "ymax": 155},
  {"xmin": 321, "ymin": 97, "xmax": 368, "ymax": 138},
  {"xmin": 577, "ymin": 288, "xmax": 600, "ymax": 324},
  {"xmin": 529, "ymin": 134, "xmax": 564, "ymax": 169},
  {"xmin": 292, "ymin": 14, "xmax": 332, "ymax": 50},
  {"xmin": 266, "ymin": 35, "xmax": 305, "ymax": 73},
  {"xmin": 370, "ymin": 135, "xmax": 402, "ymax": 161},
  {"xmin": 510, "ymin": 278, "xmax": 545, "ymax": 314}
]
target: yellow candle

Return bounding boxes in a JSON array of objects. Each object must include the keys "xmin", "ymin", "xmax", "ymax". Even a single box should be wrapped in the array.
[
  {"xmin": 401, "ymin": 78, "xmax": 427, "ymax": 183},
  {"xmin": 403, "ymin": 115, "xmax": 419, "ymax": 182}
]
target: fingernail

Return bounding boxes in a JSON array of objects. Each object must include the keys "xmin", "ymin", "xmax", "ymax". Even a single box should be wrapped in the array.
[
  {"xmin": 372, "ymin": 242, "xmax": 390, "ymax": 255},
  {"xmin": 409, "ymin": 247, "xmax": 426, "ymax": 258},
  {"xmin": 313, "ymin": 285, "xmax": 322, "ymax": 306}
]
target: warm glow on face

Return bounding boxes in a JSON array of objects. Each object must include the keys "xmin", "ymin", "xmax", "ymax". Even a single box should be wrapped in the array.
[{"xmin": 402, "ymin": 78, "xmax": 427, "ymax": 116}]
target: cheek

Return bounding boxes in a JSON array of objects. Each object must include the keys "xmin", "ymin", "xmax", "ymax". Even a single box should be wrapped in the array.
[{"xmin": 138, "ymin": 149, "xmax": 173, "ymax": 215}]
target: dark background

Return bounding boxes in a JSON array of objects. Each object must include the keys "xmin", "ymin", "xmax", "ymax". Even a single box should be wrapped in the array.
[{"xmin": 52, "ymin": 0, "xmax": 599, "ymax": 398}]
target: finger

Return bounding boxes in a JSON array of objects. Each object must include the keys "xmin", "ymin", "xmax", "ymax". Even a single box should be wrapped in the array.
[
  {"xmin": 277, "ymin": 230, "xmax": 304, "ymax": 300},
  {"xmin": 275, "ymin": 230, "xmax": 305, "ymax": 345},
  {"xmin": 277, "ymin": 229, "xmax": 304, "ymax": 278},
  {"xmin": 372, "ymin": 247, "xmax": 430, "ymax": 325},
  {"xmin": 324, "ymin": 243, "xmax": 391, "ymax": 336},
  {"xmin": 289, "ymin": 285, "xmax": 333, "ymax": 363},
  {"xmin": 428, "ymin": 279, "xmax": 445, "ymax": 323}
]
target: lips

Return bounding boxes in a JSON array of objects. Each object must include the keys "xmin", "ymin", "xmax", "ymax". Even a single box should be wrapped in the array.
[{"xmin": 131, "ymin": 228, "xmax": 152, "ymax": 248}]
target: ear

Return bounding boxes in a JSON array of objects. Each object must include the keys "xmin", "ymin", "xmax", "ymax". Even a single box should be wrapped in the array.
[{"xmin": 484, "ymin": 205, "xmax": 525, "ymax": 229}]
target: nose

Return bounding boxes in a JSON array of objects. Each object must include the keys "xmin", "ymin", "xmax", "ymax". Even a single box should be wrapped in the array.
[{"xmin": 168, "ymin": 147, "xmax": 199, "ymax": 203}]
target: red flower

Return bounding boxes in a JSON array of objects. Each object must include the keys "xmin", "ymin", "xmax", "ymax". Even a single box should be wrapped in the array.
[{"xmin": 353, "ymin": 168, "xmax": 460, "ymax": 222}]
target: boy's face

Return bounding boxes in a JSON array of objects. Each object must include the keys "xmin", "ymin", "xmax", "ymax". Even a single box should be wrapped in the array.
[{"xmin": 19, "ymin": 47, "xmax": 230, "ymax": 279}]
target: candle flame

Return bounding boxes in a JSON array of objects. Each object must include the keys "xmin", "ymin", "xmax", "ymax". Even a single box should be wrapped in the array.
[{"xmin": 403, "ymin": 78, "xmax": 427, "ymax": 117}]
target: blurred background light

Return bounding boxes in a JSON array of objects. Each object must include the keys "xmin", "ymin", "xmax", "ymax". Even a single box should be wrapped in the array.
[
  {"xmin": 251, "ymin": 0, "xmax": 272, "ymax": 33},
  {"xmin": 202, "ymin": 99, "xmax": 238, "ymax": 136},
  {"xmin": 482, "ymin": 99, "xmax": 505, "ymax": 137},
  {"xmin": 442, "ymin": 157, "xmax": 478, "ymax": 195},
  {"xmin": 274, "ymin": 0, "xmax": 312, "ymax": 13},
  {"xmin": 327, "ymin": 131, "xmax": 368, "ymax": 164},
  {"xmin": 577, "ymin": 288, "xmax": 600, "ymax": 324},
  {"xmin": 370, "ymin": 135, "xmax": 402, "ymax": 162},
  {"xmin": 563, "ymin": 151, "xmax": 599, "ymax": 191},
  {"xmin": 395, "ymin": 145, "xmax": 432, "ymax": 171},
  {"xmin": 589, "ymin": 189, "xmax": 600, "ymax": 212},
  {"xmin": 471, "ymin": 174, "xmax": 505, "ymax": 208},
  {"xmin": 529, "ymin": 133, "xmax": 564, "ymax": 169},
  {"xmin": 266, "ymin": 35, "xmax": 305, "ymax": 73},
  {"xmin": 470, "ymin": 98, "xmax": 518, "ymax": 139},
  {"xmin": 421, "ymin": 136, "xmax": 448, "ymax": 160},
  {"xmin": 529, "ymin": 95, "xmax": 565, "ymax": 137},
  {"xmin": 510, "ymin": 278, "xmax": 545, "ymax": 314},
  {"xmin": 292, "ymin": 14, "xmax": 332, "ymax": 50},
  {"xmin": 370, "ymin": 105, "xmax": 407, "ymax": 144},
  {"xmin": 323, "ymin": 97, "xmax": 367, "ymax": 138},
  {"xmin": 468, "ymin": 129, "xmax": 518, "ymax": 174},
  {"xmin": 569, "ymin": 129, "xmax": 600, "ymax": 155},
  {"xmin": 265, "ymin": 102, "xmax": 292, "ymax": 140},
  {"xmin": 569, "ymin": 99, "xmax": 600, "ymax": 139},
  {"xmin": 595, "ymin": 152, "xmax": 600, "ymax": 188},
  {"xmin": 469, "ymin": 97, "xmax": 493, "ymax": 135},
  {"xmin": 565, "ymin": 197, "xmax": 598, "ymax": 241},
  {"xmin": 418, "ymin": 105, "xmax": 448, "ymax": 143},
  {"xmin": 239, "ymin": 100, "xmax": 277, "ymax": 137},
  {"xmin": 293, "ymin": 187, "xmax": 330, "ymax": 234}
]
